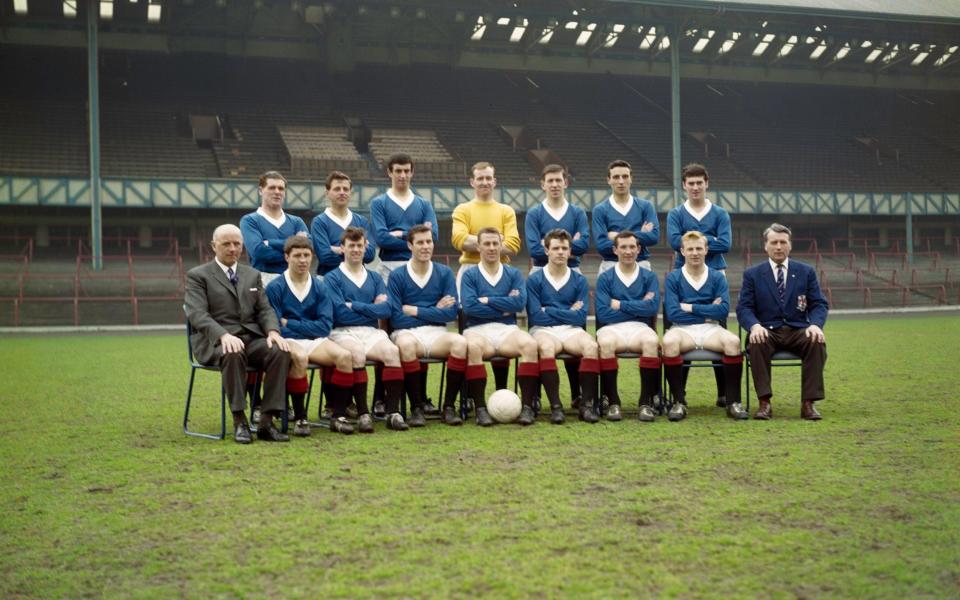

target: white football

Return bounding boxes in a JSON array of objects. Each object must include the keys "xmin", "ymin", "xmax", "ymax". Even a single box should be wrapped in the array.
[{"xmin": 486, "ymin": 389, "xmax": 522, "ymax": 423}]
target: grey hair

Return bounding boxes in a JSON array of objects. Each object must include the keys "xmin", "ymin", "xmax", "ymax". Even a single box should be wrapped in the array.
[{"xmin": 762, "ymin": 223, "xmax": 792, "ymax": 243}]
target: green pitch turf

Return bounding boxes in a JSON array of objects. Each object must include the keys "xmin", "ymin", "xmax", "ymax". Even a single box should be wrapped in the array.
[{"xmin": 1, "ymin": 315, "xmax": 958, "ymax": 598}]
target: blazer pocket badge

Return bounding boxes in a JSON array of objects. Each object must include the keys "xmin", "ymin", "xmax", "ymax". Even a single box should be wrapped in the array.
[{"xmin": 796, "ymin": 294, "xmax": 807, "ymax": 311}]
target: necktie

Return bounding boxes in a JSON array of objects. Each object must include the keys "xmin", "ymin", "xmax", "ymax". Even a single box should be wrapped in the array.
[
  {"xmin": 226, "ymin": 267, "xmax": 238, "ymax": 286},
  {"xmin": 776, "ymin": 264, "xmax": 785, "ymax": 303}
]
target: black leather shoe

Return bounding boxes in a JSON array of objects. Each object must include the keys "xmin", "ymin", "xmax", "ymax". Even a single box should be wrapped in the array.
[
  {"xmin": 517, "ymin": 405, "xmax": 535, "ymax": 426},
  {"xmin": 579, "ymin": 406, "xmax": 600, "ymax": 423},
  {"xmin": 441, "ymin": 405, "xmax": 463, "ymax": 426},
  {"xmin": 715, "ymin": 395, "xmax": 726, "ymax": 408},
  {"xmin": 234, "ymin": 423, "xmax": 253, "ymax": 444},
  {"xmin": 606, "ymin": 404, "xmax": 622, "ymax": 421},
  {"xmin": 423, "ymin": 400, "xmax": 439, "ymax": 415},
  {"xmin": 408, "ymin": 407, "xmax": 427, "ymax": 427},
  {"xmin": 257, "ymin": 423, "xmax": 290, "ymax": 442},
  {"xmin": 386, "ymin": 413, "xmax": 409, "ymax": 431},
  {"xmin": 372, "ymin": 400, "xmax": 386, "ymax": 419},
  {"xmin": 475, "ymin": 406, "xmax": 494, "ymax": 427},
  {"xmin": 668, "ymin": 402, "xmax": 687, "ymax": 422},
  {"xmin": 330, "ymin": 416, "xmax": 355, "ymax": 435},
  {"xmin": 550, "ymin": 406, "xmax": 565, "ymax": 425},
  {"xmin": 726, "ymin": 402, "xmax": 749, "ymax": 420},
  {"xmin": 357, "ymin": 414, "xmax": 375, "ymax": 433}
]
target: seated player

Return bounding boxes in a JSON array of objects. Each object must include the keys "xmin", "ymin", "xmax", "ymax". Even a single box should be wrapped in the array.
[
  {"xmin": 460, "ymin": 227, "xmax": 542, "ymax": 427},
  {"xmin": 325, "ymin": 227, "xmax": 408, "ymax": 432},
  {"xmin": 594, "ymin": 231, "xmax": 662, "ymax": 422},
  {"xmin": 526, "ymin": 229, "xmax": 600, "ymax": 425},
  {"xmin": 388, "ymin": 224, "xmax": 472, "ymax": 427},
  {"xmin": 661, "ymin": 231, "xmax": 747, "ymax": 422},
  {"xmin": 265, "ymin": 236, "xmax": 357, "ymax": 435}
]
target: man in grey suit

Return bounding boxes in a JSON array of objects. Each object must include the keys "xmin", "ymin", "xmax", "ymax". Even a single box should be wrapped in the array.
[{"xmin": 185, "ymin": 224, "xmax": 292, "ymax": 443}]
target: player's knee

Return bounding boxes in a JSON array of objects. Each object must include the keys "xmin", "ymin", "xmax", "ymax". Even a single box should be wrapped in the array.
[
  {"xmin": 597, "ymin": 335, "xmax": 617, "ymax": 357},
  {"xmin": 641, "ymin": 337, "xmax": 660, "ymax": 356},
  {"xmin": 382, "ymin": 345, "xmax": 401, "ymax": 366},
  {"xmin": 583, "ymin": 340, "xmax": 599, "ymax": 358},
  {"xmin": 351, "ymin": 349, "xmax": 366, "ymax": 369},
  {"xmin": 722, "ymin": 335, "xmax": 742, "ymax": 356},
  {"xmin": 451, "ymin": 335, "xmax": 468, "ymax": 358},
  {"xmin": 520, "ymin": 336, "xmax": 538, "ymax": 358}
]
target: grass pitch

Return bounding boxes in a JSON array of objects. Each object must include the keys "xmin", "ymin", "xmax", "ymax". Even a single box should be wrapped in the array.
[{"xmin": 1, "ymin": 316, "xmax": 958, "ymax": 598}]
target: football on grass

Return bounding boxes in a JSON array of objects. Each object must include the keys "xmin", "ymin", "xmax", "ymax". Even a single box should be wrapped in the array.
[{"xmin": 486, "ymin": 389, "xmax": 522, "ymax": 423}]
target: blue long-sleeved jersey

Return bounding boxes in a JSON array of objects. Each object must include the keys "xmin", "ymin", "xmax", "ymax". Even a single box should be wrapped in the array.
[
  {"xmin": 460, "ymin": 264, "xmax": 526, "ymax": 328},
  {"xmin": 595, "ymin": 266, "xmax": 660, "ymax": 326},
  {"xmin": 265, "ymin": 273, "xmax": 333, "ymax": 339},
  {"xmin": 526, "ymin": 268, "xmax": 589, "ymax": 327},
  {"xmin": 664, "ymin": 267, "xmax": 729, "ymax": 325},
  {"xmin": 592, "ymin": 195, "xmax": 659, "ymax": 262},
  {"xmin": 369, "ymin": 192, "xmax": 439, "ymax": 262},
  {"xmin": 388, "ymin": 262, "xmax": 458, "ymax": 329},
  {"xmin": 309, "ymin": 209, "xmax": 376, "ymax": 275},
  {"xmin": 524, "ymin": 201, "xmax": 590, "ymax": 268},
  {"xmin": 667, "ymin": 202, "xmax": 732, "ymax": 270},
  {"xmin": 324, "ymin": 264, "xmax": 391, "ymax": 328},
  {"xmin": 239, "ymin": 210, "xmax": 309, "ymax": 275}
]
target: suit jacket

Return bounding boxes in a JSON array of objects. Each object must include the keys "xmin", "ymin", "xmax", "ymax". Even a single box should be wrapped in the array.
[
  {"xmin": 184, "ymin": 261, "xmax": 281, "ymax": 365},
  {"xmin": 736, "ymin": 259, "xmax": 828, "ymax": 332}
]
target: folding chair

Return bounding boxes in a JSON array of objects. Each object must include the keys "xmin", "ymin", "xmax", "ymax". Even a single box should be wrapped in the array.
[
  {"xmin": 182, "ymin": 309, "xmax": 287, "ymax": 439},
  {"xmin": 739, "ymin": 325, "xmax": 806, "ymax": 412}
]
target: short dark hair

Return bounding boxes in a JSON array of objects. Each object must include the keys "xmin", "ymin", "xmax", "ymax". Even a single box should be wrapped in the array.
[
  {"xmin": 407, "ymin": 223, "xmax": 433, "ymax": 243},
  {"xmin": 607, "ymin": 160, "xmax": 631, "ymax": 175},
  {"xmin": 387, "ymin": 153, "xmax": 414, "ymax": 172},
  {"xmin": 325, "ymin": 171, "xmax": 352, "ymax": 190},
  {"xmin": 681, "ymin": 163, "xmax": 709, "ymax": 182},
  {"xmin": 542, "ymin": 228, "xmax": 572, "ymax": 249},
  {"xmin": 476, "ymin": 227, "xmax": 502, "ymax": 243},
  {"xmin": 763, "ymin": 223, "xmax": 792, "ymax": 243},
  {"xmin": 614, "ymin": 230, "xmax": 638, "ymax": 247},
  {"xmin": 540, "ymin": 163, "xmax": 567, "ymax": 181},
  {"xmin": 340, "ymin": 226, "xmax": 366, "ymax": 245},
  {"xmin": 258, "ymin": 170, "xmax": 287, "ymax": 188},
  {"xmin": 284, "ymin": 235, "xmax": 313, "ymax": 254}
]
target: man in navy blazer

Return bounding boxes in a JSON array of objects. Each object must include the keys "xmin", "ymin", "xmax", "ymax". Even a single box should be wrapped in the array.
[{"xmin": 736, "ymin": 223, "xmax": 828, "ymax": 420}]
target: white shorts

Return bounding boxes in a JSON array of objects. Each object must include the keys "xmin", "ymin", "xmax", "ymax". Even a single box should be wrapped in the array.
[
  {"xmin": 528, "ymin": 266, "xmax": 582, "ymax": 275},
  {"xmin": 287, "ymin": 337, "xmax": 328, "ymax": 356},
  {"xmin": 463, "ymin": 322, "xmax": 521, "ymax": 354},
  {"xmin": 529, "ymin": 324, "xmax": 586, "ymax": 344},
  {"xmin": 598, "ymin": 260, "xmax": 651, "ymax": 274},
  {"xmin": 260, "ymin": 272, "xmax": 281, "ymax": 287},
  {"xmin": 377, "ymin": 260, "xmax": 407, "ymax": 284},
  {"xmin": 669, "ymin": 323, "xmax": 723, "ymax": 349},
  {"xmin": 329, "ymin": 326, "xmax": 391, "ymax": 354},
  {"xmin": 596, "ymin": 321, "xmax": 655, "ymax": 347},
  {"xmin": 390, "ymin": 325, "xmax": 449, "ymax": 359}
]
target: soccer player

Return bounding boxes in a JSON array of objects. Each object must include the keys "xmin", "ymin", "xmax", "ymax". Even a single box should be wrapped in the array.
[
  {"xmin": 661, "ymin": 231, "xmax": 748, "ymax": 422},
  {"xmin": 592, "ymin": 160, "xmax": 659, "ymax": 275},
  {"xmin": 461, "ymin": 227, "xmax": 541, "ymax": 426},
  {"xmin": 239, "ymin": 171, "xmax": 310, "ymax": 419},
  {"xmin": 325, "ymin": 227, "xmax": 409, "ymax": 432},
  {"xmin": 526, "ymin": 229, "xmax": 600, "ymax": 424},
  {"xmin": 666, "ymin": 163, "xmax": 732, "ymax": 406},
  {"xmin": 524, "ymin": 163, "xmax": 590, "ymax": 406},
  {"xmin": 594, "ymin": 231, "xmax": 661, "ymax": 422},
  {"xmin": 265, "ymin": 237, "xmax": 358, "ymax": 436},
  {"xmin": 310, "ymin": 171, "xmax": 375, "ymax": 276},
  {"xmin": 240, "ymin": 171, "xmax": 309, "ymax": 286},
  {"xmin": 184, "ymin": 224, "xmax": 291, "ymax": 444},
  {"xmin": 451, "ymin": 161, "xmax": 521, "ymax": 391},
  {"xmin": 369, "ymin": 153, "xmax": 439, "ymax": 283},
  {"xmin": 524, "ymin": 164, "xmax": 590, "ymax": 273},
  {"xmin": 736, "ymin": 223, "xmax": 829, "ymax": 420},
  {"xmin": 388, "ymin": 224, "xmax": 473, "ymax": 427}
]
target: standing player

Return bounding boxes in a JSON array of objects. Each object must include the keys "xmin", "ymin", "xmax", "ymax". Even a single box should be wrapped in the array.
[
  {"xmin": 239, "ymin": 170, "xmax": 309, "ymax": 422},
  {"xmin": 369, "ymin": 153, "xmax": 439, "ymax": 282},
  {"xmin": 592, "ymin": 160, "xmax": 659, "ymax": 275},
  {"xmin": 310, "ymin": 171, "xmax": 375, "ymax": 276},
  {"xmin": 594, "ymin": 231, "xmax": 662, "ymax": 422},
  {"xmin": 388, "ymin": 225, "xmax": 473, "ymax": 427},
  {"xmin": 527, "ymin": 229, "xmax": 600, "ymax": 424},
  {"xmin": 240, "ymin": 171, "xmax": 309, "ymax": 285},
  {"xmin": 369, "ymin": 153, "xmax": 440, "ymax": 413},
  {"xmin": 325, "ymin": 227, "xmax": 409, "ymax": 431},
  {"xmin": 451, "ymin": 161, "xmax": 521, "ymax": 391},
  {"xmin": 661, "ymin": 231, "xmax": 747, "ymax": 422},
  {"xmin": 667, "ymin": 163, "xmax": 732, "ymax": 407},
  {"xmin": 265, "ymin": 237, "xmax": 358, "ymax": 435},
  {"xmin": 461, "ymin": 228, "xmax": 542, "ymax": 426},
  {"xmin": 524, "ymin": 164, "xmax": 590, "ymax": 406}
]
